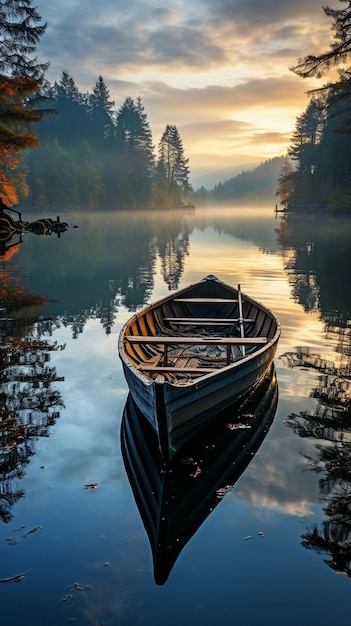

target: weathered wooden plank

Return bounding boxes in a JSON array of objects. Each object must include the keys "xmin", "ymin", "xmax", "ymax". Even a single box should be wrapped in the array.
[
  {"xmin": 126, "ymin": 335, "xmax": 267, "ymax": 366},
  {"xmin": 164, "ymin": 317, "xmax": 255, "ymax": 324},
  {"xmin": 138, "ymin": 365, "xmax": 217, "ymax": 374},
  {"xmin": 126, "ymin": 335, "xmax": 267, "ymax": 345},
  {"xmin": 173, "ymin": 297, "xmax": 239, "ymax": 303}
]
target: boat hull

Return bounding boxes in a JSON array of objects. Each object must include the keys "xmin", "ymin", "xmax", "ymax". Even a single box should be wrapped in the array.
[
  {"xmin": 121, "ymin": 364, "xmax": 278, "ymax": 584},
  {"xmin": 119, "ymin": 275, "xmax": 280, "ymax": 461},
  {"xmin": 121, "ymin": 338, "xmax": 277, "ymax": 457}
]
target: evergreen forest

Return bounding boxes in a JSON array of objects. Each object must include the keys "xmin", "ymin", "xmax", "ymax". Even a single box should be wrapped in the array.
[
  {"xmin": 22, "ymin": 73, "xmax": 192, "ymax": 210},
  {"xmin": 276, "ymin": 2, "xmax": 351, "ymax": 212},
  {"xmin": 205, "ymin": 157, "xmax": 285, "ymax": 205},
  {"xmin": 276, "ymin": 93, "xmax": 351, "ymax": 211},
  {"xmin": 0, "ymin": 2, "xmax": 192, "ymax": 212},
  {"xmin": 2, "ymin": 1, "xmax": 351, "ymax": 213}
]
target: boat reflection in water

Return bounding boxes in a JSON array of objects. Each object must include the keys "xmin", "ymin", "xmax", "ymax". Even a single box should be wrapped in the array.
[{"xmin": 121, "ymin": 364, "xmax": 278, "ymax": 585}]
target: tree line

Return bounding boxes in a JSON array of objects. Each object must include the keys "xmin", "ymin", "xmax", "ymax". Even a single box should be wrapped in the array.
[
  {"xmin": 203, "ymin": 157, "xmax": 285, "ymax": 204},
  {"xmin": 25, "ymin": 74, "xmax": 192, "ymax": 209},
  {"xmin": 0, "ymin": 1, "xmax": 192, "ymax": 210},
  {"xmin": 276, "ymin": 1, "xmax": 351, "ymax": 212}
]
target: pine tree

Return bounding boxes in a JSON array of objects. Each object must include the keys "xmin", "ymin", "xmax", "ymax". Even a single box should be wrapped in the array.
[
  {"xmin": 157, "ymin": 125, "xmax": 191, "ymax": 204},
  {"xmin": 136, "ymin": 97, "xmax": 155, "ymax": 179},
  {"xmin": 43, "ymin": 72, "xmax": 90, "ymax": 149},
  {"xmin": 0, "ymin": 0, "xmax": 48, "ymax": 79},
  {"xmin": 0, "ymin": 0, "xmax": 49, "ymax": 204},
  {"xmin": 291, "ymin": 0, "xmax": 351, "ymax": 121},
  {"xmin": 53, "ymin": 71, "xmax": 82, "ymax": 103},
  {"xmin": 114, "ymin": 97, "xmax": 155, "ymax": 207},
  {"xmin": 318, "ymin": 94, "xmax": 351, "ymax": 208},
  {"xmin": 88, "ymin": 76, "xmax": 115, "ymax": 147},
  {"xmin": 285, "ymin": 100, "xmax": 325, "ymax": 205},
  {"xmin": 291, "ymin": 1, "xmax": 351, "ymax": 80},
  {"xmin": 75, "ymin": 140, "xmax": 104, "ymax": 208},
  {"xmin": 288, "ymin": 2, "xmax": 351, "ymax": 210}
]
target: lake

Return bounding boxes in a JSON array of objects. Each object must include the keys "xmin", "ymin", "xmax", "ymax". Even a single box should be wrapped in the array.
[{"xmin": 1, "ymin": 206, "xmax": 351, "ymax": 625}]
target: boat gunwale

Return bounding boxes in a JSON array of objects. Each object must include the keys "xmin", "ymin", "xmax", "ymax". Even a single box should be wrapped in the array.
[{"xmin": 118, "ymin": 276, "xmax": 280, "ymax": 389}]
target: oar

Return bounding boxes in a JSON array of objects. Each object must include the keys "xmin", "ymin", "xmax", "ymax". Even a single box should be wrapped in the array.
[{"xmin": 237, "ymin": 284, "xmax": 246, "ymax": 356}]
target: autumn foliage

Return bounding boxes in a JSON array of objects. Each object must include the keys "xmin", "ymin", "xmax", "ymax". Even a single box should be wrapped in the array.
[
  {"xmin": 0, "ymin": 76, "xmax": 43, "ymax": 204},
  {"xmin": 0, "ymin": 1, "xmax": 48, "ymax": 205},
  {"xmin": 0, "ymin": 147, "xmax": 29, "ymax": 205},
  {"xmin": 0, "ymin": 272, "xmax": 46, "ymax": 311}
]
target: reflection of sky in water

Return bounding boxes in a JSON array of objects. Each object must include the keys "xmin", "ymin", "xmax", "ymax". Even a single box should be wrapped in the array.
[
  {"xmin": 1, "ymin": 208, "xmax": 350, "ymax": 625},
  {"xmin": 32, "ymin": 219, "xmax": 332, "ymax": 516},
  {"xmin": 30, "ymin": 322, "xmax": 127, "ymax": 484}
]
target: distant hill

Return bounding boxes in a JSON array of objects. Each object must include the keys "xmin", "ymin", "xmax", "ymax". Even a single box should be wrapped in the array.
[
  {"xmin": 200, "ymin": 156, "xmax": 285, "ymax": 203},
  {"xmin": 191, "ymin": 162, "xmax": 259, "ymax": 189}
]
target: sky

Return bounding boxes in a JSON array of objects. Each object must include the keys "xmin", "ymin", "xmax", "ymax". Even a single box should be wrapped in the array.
[{"xmin": 34, "ymin": 0, "xmax": 340, "ymax": 185}]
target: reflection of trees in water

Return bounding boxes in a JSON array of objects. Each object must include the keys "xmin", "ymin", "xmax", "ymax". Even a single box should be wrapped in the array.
[
  {"xmin": 325, "ymin": 323, "xmax": 351, "ymax": 361},
  {"xmin": 275, "ymin": 215, "xmax": 351, "ymax": 326},
  {"xmin": 0, "ymin": 336, "xmax": 65, "ymax": 523},
  {"xmin": 275, "ymin": 219, "xmax": 320, "ymax": 313},
  {"xmin": 117, "ymin": 255, "xmax": 156, "ymax": 313},
  {"xmin": 281, "ymin": 346, "xmax": 351, "ymax": 576},
  {"xmin": 156, "ymin": 221, "xmax": 190, "ymax": 291},
  {"xmin": 301, "ymin": 439, "xmax": 351, "ymax": 577},
  {"xmin": 276, "ymin": 213, "xmax": 351, "ymax": 576},
  {"xmin": 283, "ymin": 347, "xmax": 351, "ymax": 391},
  {"xmin": 161, "ymin": 233, "xmax": 189, "ymax": 291},
  {"xmin": 301, "ymin": 518, "xmax": 351, "ymax": 577},
  {"xmin": 31, "ymin": 212, "xmax": 191, "ymax": 338},
  {"xmin": 3, "ymin": 211, "xmax": 193, "ymax": 340},
  {"xmin": 34, "ymin": 265, "xmax": 157, "ymax": 339}
]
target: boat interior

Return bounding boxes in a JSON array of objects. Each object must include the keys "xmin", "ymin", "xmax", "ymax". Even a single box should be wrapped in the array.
[{"xmin": 122, "ymin": 280, "xmax": 277, "ymax": 382}]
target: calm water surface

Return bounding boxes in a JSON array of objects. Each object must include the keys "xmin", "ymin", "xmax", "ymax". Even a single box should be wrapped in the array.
[{"xmin": 1, "ymin": 207, "xmax": 351, "ymax": 625}]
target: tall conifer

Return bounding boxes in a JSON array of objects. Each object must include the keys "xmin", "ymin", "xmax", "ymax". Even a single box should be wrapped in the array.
[{"xmin": 0, "ymin": 0, "xmax": 49, "ymax": 203}]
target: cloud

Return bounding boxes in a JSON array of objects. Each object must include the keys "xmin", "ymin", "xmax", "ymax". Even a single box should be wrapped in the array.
[
  {"xmin": 140, "ymin": 74, "xmax": 310, "ymax": 116},
  {"xmin": 33, "ymin": 0, "xmax": 335, "ymax": 178},
  {"xmin": 201, "ymin": 0, "xmax": 329, "ymax": 29},
  {"xmin": 138, "ymin": 75, "xmax": 311, "ymax": 144},
  {"xmin": 37, "ymin": 0, "xmax": 332, "ymax": 78}
]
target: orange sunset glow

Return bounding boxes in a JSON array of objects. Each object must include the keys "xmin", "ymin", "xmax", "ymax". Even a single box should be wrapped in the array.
[{"xmin": 34, "ymin": 0, "xmax": 340, "ymax": 185}]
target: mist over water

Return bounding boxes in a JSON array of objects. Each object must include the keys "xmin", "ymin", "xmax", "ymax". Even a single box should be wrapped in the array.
[{"xmin": 1, "ymin": 206, "xmax": 350, "ymax": 625}]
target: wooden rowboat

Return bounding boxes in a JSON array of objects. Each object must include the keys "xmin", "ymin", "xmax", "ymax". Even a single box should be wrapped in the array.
[
  {"xmin": 118, "ymin": 274, "xmax": 280, "ymax": 462},
  {"xmin": 121, "ymin": 364, "xmax": 278, "ymax": 584}
]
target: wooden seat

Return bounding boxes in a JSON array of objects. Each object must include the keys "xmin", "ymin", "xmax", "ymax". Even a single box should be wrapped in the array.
[
  {"xmin": 126, "ymin": 335, "xmax": 267, "ymax": 345},
  {"xmin": 173, "ymin": 297, "xmax": 239, "ymax": 303},
  {"xmin": 164, "ymin": 317, "xmax": 255, "ymax": 325},
  {"xmin": 138, "ymin": 365, "xmax": 217, "ymax": 374},
  {"xmin": 125, "ymin": 335, "xmax": 267, "ymax": 366}
]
